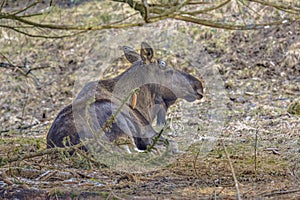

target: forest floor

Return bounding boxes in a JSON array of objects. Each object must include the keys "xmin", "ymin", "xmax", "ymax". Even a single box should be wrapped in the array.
[{"xmin": 0, "ymin": 1, "xmax": 300, "ymax": 199}]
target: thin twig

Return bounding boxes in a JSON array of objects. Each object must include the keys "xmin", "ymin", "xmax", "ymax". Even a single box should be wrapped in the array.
[
  {"xmin": 12, "ymin": 0, "xmax": 42, "ymax": 15},
  {"xmin": 0, "ymin": 122, "xmax": 39, "ymax": 133},
  {"xmin": 193, "ymin": 148, "xmax": 201, "ymax": 178},
  {"xmin": 172, "ymin": 14, "xmax": 299, "ymax": 30},
  {"xmin": 0, "ymin": 24, "xmax": 86, "ymax": 38},
  {"xmin": 180, "ymin": 0, "xmax": 231, "ymax": 15},
  {"xmin": 236, "ymin": 0, "xmax": 248, "ymax": 26},
  {"xmin": 0, "ymin": 171, "xmax": 13, "ymax": 185},
  {"xmin": 1, "ymin": 142, "xmax": 88, "ymax": 164},
  {"xmin": 221, "ymin": 140, "xmax": 241, "ymax": 200},
  {"xmin": 0, "ymin": 0, "xmax": 6, "ymax": 13},
  {"xmin": 144, "ymin": 123, "xmax": 168, "ymax": 153},
  {"xmin": 254, "ymin": 124, "xmax": 258, "ymax": 173},
  {"xmin": 101, "ymin": 88, "xmax": 141, "ymax": 131},
  {"xmin": 25, "ymin": 66, "xmax": 51, "ymax": 75},
  {"xmin": 109, "ymin": 12, "xmax": 139, "ymax": 25},
  {"xmin": 249, "ymin": 0, "xmax": 300, "ymax": 13},
  {"xmin": 2, "ymin": 14, "xmax": 144, "ymax": 30},
  {"xmin": 0, "ymin": 61, "xmax": 40, "ymax": 85},
  {"xmin": 260, "ymin": 188, "xmax": 300, "ymax": 198}
]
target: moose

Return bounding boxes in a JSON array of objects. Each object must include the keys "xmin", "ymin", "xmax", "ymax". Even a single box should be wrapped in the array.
[{"xmin": 46, "ymin": 42, "xmax": 203, "ymax": 152}]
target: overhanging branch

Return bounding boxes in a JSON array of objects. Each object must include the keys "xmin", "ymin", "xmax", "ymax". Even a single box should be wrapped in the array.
[{"xmin": 0, "ymin": 0, "xmax": 299, "ymax": 37}]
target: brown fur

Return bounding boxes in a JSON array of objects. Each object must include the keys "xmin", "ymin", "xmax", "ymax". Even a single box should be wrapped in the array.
[{"xmin": 46, "ymin": 43, "xmax": 203, "ymax": 151}]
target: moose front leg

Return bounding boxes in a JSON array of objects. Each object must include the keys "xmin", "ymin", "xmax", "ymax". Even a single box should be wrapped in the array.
[
  {"xmin": 156, "ymin": 108, "xmax": 166, "ymax": 126},
  {"xmin": 133, "ymin": 125, "xmax": 170, "ymax": 152},
  {"xmin": 133, "ymin": 136, "xmax": 152, "ymax": 150},
  {"xmin": 154, "ymin": 95, "xmax": 167, "ymax": 126}
]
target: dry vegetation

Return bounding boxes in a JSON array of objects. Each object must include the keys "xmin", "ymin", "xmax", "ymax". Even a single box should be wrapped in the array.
[{"xmin": 0, "ymin": 0, "xmax": 300, "ymax": 199}]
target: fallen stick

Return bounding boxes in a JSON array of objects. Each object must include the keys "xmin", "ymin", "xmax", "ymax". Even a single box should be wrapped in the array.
[{"xmin": 221, "ymin": 140, "xmax": 241, "ymax": 200}]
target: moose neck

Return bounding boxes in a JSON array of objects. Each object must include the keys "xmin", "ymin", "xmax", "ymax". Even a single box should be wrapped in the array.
[
  {"xmin": 133, "ymin": 84, "xmax": 177, "ymax": 123},
  {"xmin": 94, "ymin": 63, "xmax": 179, "ymax": 123}
]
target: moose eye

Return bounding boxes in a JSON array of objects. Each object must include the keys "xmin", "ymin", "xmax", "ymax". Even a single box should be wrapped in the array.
[{"xmin": 157, "ymin": 59, "xmax": 167, "ymax": 69}]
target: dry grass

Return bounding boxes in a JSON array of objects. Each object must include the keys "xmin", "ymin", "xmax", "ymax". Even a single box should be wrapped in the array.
[{"xmin": 0, "ymin": 1, "xmax": 299, "ymax": 199}]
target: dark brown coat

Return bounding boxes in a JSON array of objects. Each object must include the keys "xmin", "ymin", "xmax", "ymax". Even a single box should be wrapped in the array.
[{"xmin": 46, "ymin": 43, "xmax": 203, "ymax": 151}]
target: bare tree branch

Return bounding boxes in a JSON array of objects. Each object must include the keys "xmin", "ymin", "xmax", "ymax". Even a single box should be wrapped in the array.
[
  {"xmin": 12, "ymin": 0, "xmax": 42, "ymax": 15},
  {"xmin": 172, "ymin": 14, "xmax": 297, "ymax": 30},
  {"xmin": 180, "ymin": 0, "xmax": 231, "ymax": 15},
  {"xmin": 0, "ymin": 0, "xmax": 6, "ymax": 13},
  {"xmin": 0, "ymin": 0, "xmax": 299, "ymax": 37},
  {"xmin": 249, "ymin": 0, "xmax": 300, "ymax": 13}
]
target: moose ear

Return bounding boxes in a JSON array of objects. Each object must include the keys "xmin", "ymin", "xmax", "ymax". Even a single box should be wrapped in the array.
[
  {"xmin": 140, "ymin": 42, "xmax": 154, "ymax": 64},
  {"xmin": 122, "ymin": 46, "xmax": 141, "ymax": 63}
]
